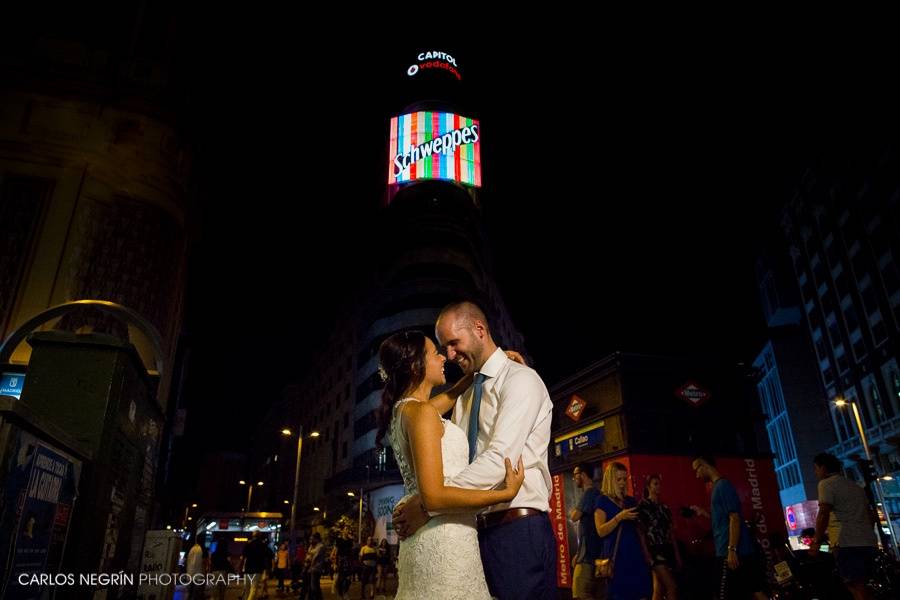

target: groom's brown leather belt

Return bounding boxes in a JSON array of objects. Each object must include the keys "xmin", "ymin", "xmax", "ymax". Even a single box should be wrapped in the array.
[{"xmin": 476, "ymin": 508, "xmax": 544, "ymax": 530}]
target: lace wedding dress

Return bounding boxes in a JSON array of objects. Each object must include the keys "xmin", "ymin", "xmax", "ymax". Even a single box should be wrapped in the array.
[{"xmin": 388, "ymin": 398, "xmax": 492, "ymax": 600}]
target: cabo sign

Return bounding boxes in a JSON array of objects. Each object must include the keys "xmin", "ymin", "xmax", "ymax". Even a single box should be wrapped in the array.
[{"xmin": 388, "ymin": 111, "xmax": 481, "ymax": 187}]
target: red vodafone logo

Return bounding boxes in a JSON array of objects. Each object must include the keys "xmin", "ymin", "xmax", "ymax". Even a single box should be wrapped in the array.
[
  {"xmin": 675, "ymin": 381, "xmax": 711, "ymax": 407},
  {"xmin": 406, "ymin": 50, "xmax": 462, "ymax": 80}
]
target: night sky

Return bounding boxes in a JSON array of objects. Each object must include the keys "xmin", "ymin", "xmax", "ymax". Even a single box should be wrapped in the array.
[{"xmin": 176, "ymin": 32, "xmax": 892, "ymax": 451}]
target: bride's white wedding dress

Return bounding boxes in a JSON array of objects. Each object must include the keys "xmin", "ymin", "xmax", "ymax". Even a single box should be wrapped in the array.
[{"xmin": 389, "ymin": 398, "xmax": 492, "ymax": 600}]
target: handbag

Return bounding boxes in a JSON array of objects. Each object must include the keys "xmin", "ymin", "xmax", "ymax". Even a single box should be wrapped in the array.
[{"xmin": 595, "ymin": 519, "xmax": 623, "ymax": 579}]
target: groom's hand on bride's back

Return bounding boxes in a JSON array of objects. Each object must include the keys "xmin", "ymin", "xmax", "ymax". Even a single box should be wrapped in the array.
[{"xmin": 393, "ymin": 495, "xmax": 430, "ymax": 540}]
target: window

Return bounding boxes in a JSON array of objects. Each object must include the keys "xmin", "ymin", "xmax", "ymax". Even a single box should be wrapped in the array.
[
  {"xmin": 873, "ymin": 381, "xmax": 894, "ymax": 420},
  {"xmin": 861, "ymin": 285, "xmax": 879, "ymax": 316},
  {"xmin": 812, "ymin": 255, "xmax": 827, "ymax": 287},
  {"xmin": 827, "ymin": 317, "xmax": 842, "ymax": 347},
  {"xmin": 834, "ymin": 269, "xmax": 851, "ymax": 299},
  {"xmin": 808, "ymin": 306, "xmax": 822, "ymax": 332},
  {"xmin": 835, "ymin": 345, "xmax": 850, "ymax": 374},
  {"xmin": 815, "ymin": 335, "xmax": 828, "ymax": 360},
  {"xmin": 354, "ymin": 410, "xmax": 377, "ymax": 439},
  {"xmin": 342, "ymin": 441, "xmax": 348, "ymax": 459},
  {"xmin": 852, "ymin": 334, "xmax": 867, "ymax": 362},
  {"xmin": 822, "ymin": 363, "xmax": 836, "ymax": 387},
  {"xmin": 832, "ymin": 406, "xmax": 851, "ymax": 442},
  {"xmin": 881, "ymin": 260, "xmax": 900, "ymax": 297},
  {"xmin": 852, "ymin": 250, "xmax": 868, "ymax": 280},
  {"xmin": 888, "ymin": 369, "xmax": 900, "ymax": 414},
  {"xmin": 870, "ymin": 313, "xmax": 887, "ymax": 345},
  {"xmin": 801, "ymin": 275, "xmax": 815, "ymax": 301},
  {"xmin": 825, "ymin": 235, "xmax": 842, "ymax": 268},
  {"xmin": 843, "ymin": 302, "xmax": 860, "ymax": 334},
  {"xmin": 343, "ymin": 412, "xmax": 349, "ymax": 429}
]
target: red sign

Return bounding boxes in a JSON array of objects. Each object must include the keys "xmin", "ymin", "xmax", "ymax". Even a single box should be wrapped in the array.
[
  {"xmin": 675, "ymin": 381, "xmax": 711, "ymax": 407},
  {"xmin": 218, "ymin": 520, "xmax": 229, "ymax": 530},
  {"xmin": 785, "ymin": 506, "xmax": 797, "ymax": 531},
  {"xmin": 549, "ymin": 474, "xmax": 571, "ymax": 588},
  {"xmin": 624, "ymin": 454, "xmax": 785, "ymax": 574},
  {"xmin": 565, "ymin": 395, "xmax": 587, "ymax": 422}
]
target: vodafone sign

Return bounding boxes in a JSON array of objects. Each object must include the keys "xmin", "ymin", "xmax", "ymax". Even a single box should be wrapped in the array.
[{"xmin": 406, "ymin": 50, "xmax": 461, "ymax": 80}]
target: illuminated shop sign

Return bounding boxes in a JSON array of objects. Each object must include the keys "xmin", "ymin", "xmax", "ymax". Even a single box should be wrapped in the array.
[
  {"xmin": 388, "ymin": 111, "xmax": 481, "ymax": 187},
  {"xmin": 553, "ymin": 421, "xmax": 605, "ymax": 458},
  {"xmin": 406, "ymin": 50, "xmax": 461, "ymax": 80}
]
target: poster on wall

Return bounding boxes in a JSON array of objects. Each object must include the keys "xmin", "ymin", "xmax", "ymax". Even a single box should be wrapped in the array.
[
  {"xmin": 368, "ymin": 484, "xmax": 405, "ymax": 545},
  {"xmin": 0, "ymin": 430, "xmax": 80, "ymax": 600}
]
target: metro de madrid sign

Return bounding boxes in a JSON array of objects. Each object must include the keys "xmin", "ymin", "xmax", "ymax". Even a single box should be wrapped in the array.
[
  {"xmin": 388, "ymin": 111, "xmax": 481, "ymax": 188},
  {"xmin": 406, "ymin": 50, "xmax": 461, "ymax": 80}
]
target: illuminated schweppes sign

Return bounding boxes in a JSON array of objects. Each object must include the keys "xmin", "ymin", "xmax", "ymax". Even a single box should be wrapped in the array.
[{"xmin": 388, "ymin": 111, "xmax": 481, "ymax": 187}]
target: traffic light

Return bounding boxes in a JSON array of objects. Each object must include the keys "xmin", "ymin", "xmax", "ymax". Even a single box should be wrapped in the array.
[{"xmin": 856, "ymin": 458, "xmax": 878, "ymax": 483}]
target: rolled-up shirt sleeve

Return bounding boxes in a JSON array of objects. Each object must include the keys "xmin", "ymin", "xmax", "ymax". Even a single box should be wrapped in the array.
[{"xmin": 449, "ymin": 370, "xmax": 546, "ymax": 490}]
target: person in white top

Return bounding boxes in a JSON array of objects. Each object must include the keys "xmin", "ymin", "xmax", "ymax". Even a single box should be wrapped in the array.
[
  {"xmin": 393, "ymin": 301, "xmax": 556, "ymax": 600},
  {"xmin": 186, "ymin": 535, "xmax": 208, "ymax": 600}
]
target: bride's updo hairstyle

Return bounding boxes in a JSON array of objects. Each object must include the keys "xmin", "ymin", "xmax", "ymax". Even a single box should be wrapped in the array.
[{"xmin": 375, "ymin": 330, "xmax": 427, "ymax": 448}]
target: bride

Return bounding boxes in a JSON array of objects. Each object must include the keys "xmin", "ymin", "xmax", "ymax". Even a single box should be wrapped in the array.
[{"xmin": 375, "ymin": 330, "xmax": 524, "ymax": 600}]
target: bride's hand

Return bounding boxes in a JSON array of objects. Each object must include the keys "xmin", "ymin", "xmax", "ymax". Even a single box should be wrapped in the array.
[
  {"xmin": 505, "ymin": 350, "xmax": 526, "ymax": 366},
  {"xmin": 501, "ymin": 457, "xmax": 525, "ymax": 501}
]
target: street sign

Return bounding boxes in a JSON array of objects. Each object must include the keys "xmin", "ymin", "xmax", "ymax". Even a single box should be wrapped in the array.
[
  {"xmin": 0, "ymin": 372, "xmax": 24, "ymax": 398},
  {"xmin": 675, "ymin": 381, "xmax": 711, "ymax": 408},
  {"xmin": 554, "ymin": 421, "xmax": 605, "ymax": 458},
  {"xmin": 565, "ymin": 394, "xmax": 586, "ymax": 422}
]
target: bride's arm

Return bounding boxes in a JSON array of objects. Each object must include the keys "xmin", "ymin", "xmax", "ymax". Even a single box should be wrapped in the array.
[
  {"xmin": 427, "ymin": 372, "xmax": 473, "ymax": 415},
  {"xmin": 428, "ymin": 350, "xmax": 526, "ymax": 415},
  {"xmin": 405, "ymin": 401, "xmax": 522, "ymax": 512}
]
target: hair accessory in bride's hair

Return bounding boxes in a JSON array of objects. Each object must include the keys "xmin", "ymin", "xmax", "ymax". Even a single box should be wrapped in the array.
[{"xmin": 378, "ymin": 366, "xmax": 389, "ymax": 383}]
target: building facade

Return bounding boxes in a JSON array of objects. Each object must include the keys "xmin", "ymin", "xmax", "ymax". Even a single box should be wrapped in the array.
[{"xmin": 778, "ymin": 146, "xmax": 900, "ymax": 526}]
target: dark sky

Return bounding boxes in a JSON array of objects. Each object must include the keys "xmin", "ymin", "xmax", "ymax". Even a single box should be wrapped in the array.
[{"xmin": 177, "ymin": 32, "xmax": 893, "ymax": 450}]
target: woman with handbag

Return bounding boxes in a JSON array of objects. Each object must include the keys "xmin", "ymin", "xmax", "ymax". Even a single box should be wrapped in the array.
[{"xmin": 593, "ymin": 462, "xmax": 652, "ymax": 600}]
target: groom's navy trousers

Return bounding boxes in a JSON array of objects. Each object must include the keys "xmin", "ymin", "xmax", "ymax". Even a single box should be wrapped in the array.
[{"xmin": 478, "ymin": 511, "xmax": 557, "ymax": 600}]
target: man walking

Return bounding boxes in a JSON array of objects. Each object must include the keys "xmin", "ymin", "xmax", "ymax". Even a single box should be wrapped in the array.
[{"xmin": 809, "ymin": 452, "xmax": 877, "ymax": 600}]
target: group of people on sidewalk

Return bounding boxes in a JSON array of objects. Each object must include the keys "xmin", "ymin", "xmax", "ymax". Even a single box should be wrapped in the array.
[
  {"xmin": 568, "ymin": 452, "xmax": 884, "ymax": 600},
  {"xmin": 569, "ymin": 457, "xmax": 767, "ymax": 600}
]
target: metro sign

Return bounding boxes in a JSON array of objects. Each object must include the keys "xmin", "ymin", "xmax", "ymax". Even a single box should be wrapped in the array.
[
  {"xmin": 565, "ymin": 395, "xmax": 587, "ymax": 422},
  {"xmin": 675, "ymin": 381, "xmax": 711, "ymax": 408}
]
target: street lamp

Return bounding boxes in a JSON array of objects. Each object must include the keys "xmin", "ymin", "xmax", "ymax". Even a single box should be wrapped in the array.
[
  {"xmin": 834, "ymin": 398, "xmax": 900, "ymax": 559},
  {"xmin": 182, "ymin": 503, "xmax": 198, "ymax": 529},
  {"xmin": 282, "ymin": 426, "xmax": 320, "ymax": 555},
  {"xmin": 239, "ymin": 481, "xmax": 264, "ymax": 511},
  {"xmin": 356, "ymin": 488, "xmax": 364, "ymax": 544}
]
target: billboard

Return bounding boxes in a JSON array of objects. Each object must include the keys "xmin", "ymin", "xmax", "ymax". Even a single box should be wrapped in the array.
[
  {"xmin": 368, "ymin": 484, "xmax": 405, "ymax": 545},
  {"xmin": 388, "ymin": 112, "xmax": 481, "ymax": 188}
]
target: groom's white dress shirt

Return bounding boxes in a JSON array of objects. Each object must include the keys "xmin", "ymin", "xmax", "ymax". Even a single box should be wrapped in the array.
[{"xmin": 449, "ymin": 347, "xmax": 553, "ymax": 513}]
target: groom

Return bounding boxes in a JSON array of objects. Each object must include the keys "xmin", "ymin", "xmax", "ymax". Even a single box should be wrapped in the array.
[{"xmin": 393, "ymin": 300, "xmax": 556, "ymax": 599}]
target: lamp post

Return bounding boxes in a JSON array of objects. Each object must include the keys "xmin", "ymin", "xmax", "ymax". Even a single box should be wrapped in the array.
[
  {"xmin": 239, "ymin": 480, "xmax": 264, "ymax": 530},
  {"xmin": 282, "ymin": 427, "xmax": 319, "ymax": 554},
  {"xmin": 182, "ymin": 502, "xmax": 197, "ymax": 529},
  {"xmin": 834, "ymin": 398, "xmax": 899, "ymax": 559}
]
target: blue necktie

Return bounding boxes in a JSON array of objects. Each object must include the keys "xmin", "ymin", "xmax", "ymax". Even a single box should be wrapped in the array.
[{"xmin": 468, "ymin": 373, "xmax": 487, "ymax": 463}]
